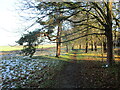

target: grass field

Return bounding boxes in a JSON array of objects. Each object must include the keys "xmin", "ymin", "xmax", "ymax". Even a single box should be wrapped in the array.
[{"xmin": 0, "ymin": 44, "xmax": 55, "ymax": 51}]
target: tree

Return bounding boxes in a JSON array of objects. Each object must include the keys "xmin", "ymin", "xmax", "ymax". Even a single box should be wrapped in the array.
[
  {"xmin": 61, "ymin": 1, "xmax": 119, "ymax": 65},
  {"xmin": 17, "ymin": 1, "xmax": 119, "ymax": 65},
  {"xmin": 17, "ymin": 31, "xmax": 43, "ymax": 57}
]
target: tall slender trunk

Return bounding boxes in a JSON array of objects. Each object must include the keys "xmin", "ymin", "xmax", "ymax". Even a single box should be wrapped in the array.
[
  {"xmin": 56, "ymin": 21, "xmax": 61, "ymax": 57},
  {"xmin": 79, "ymin": 44, "xmax": 81, "ymax": 49},
  {"xmin": 72, "ymin": 44, "xmax": 74, "ymax": 50},
  {"xmin": 91, "ymin": 41, "xmax": 94, "ymax": 51},
  {"xmin": 85, "ymin": 3, "xmax": 89, "ymax": 53},
  {"xmin": 101, "ymin": 43, "xmax": 104, "ymax": 62},
  {"xmin": 56, "ymin": 40, "xmax": 61, "ymax": 57},
  {"xmin": 85, "ymin": 42, "xmax": 88, "ymax": 53},
  {"xmin": 85, "ymin": 38, "xmax": 88, "ymax": 53},
  {"xmin": 94, "ymin": 42, "xmax": 97, "ymax": 51}
]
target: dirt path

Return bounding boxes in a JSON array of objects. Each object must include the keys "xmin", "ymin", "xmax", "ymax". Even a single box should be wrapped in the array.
[
  {"xmin": 54, "ymin": 50, "xmax": 81, "ymax": 88},
  {"xmin": 53, "ymin": 49, "xmax": 119, "ymax": 88},
  {"xmin": 54, "ymin": 62, "xmax": 78, "ymax": 88}
]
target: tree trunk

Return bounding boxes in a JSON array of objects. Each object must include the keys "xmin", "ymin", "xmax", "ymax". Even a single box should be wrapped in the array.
[
  {"xmin": 91, "ymin": 42, "xmax": 94, "ymax": 51},
  {"xmin": 79, "ymin": 44, "xmax": 81, "ymax": 49},
  {"xmin": 85, "ymin": 42, "xmax": 88, "ymax": 53},
  {"xmin": 113, "ymin": 30, "xmax": 117, "ymax": 48},
  {"xmin": 72, "ymin": 45, "xmax": 74, "ymax": 50},
  {"xmin": 66, "ymin": 45, "xmax": 69, "ymax": 53},
  {"xmin": 105, "ymin": 0, "xmax": 115, "ymax": 66},
  {"xmin": 106, "ymin": 29, "xmax": 115, "ymax": 66},
  {"xmin": 94, "ymin": 42, "xmax": 97, "ymax": 51},
  {"xmin": 56, "ymin": 21, "xmax": 61, "ymax": 57},
  {"xmin": 56, "ymin": 40, "xmax": 61, "ymax": 57},
  {"xmin": 103, "ymin": 42, "xmax": 107, "ymax": 53}
]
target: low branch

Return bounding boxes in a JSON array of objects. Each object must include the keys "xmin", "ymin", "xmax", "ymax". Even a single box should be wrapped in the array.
[
  {"xmin": 35, "ymin": 32, "xmax": 57, "ymax": 41},
  {"xmin": 67, "ymin": 17, "xmax": 95, "ymax": 24},
  {"xmin": 75, "ymin": 23, "xmax": 105, "ymax": 31},
  {"xmin": 91, "ymin": 2, "xmax": 107, "ymax": 22}
]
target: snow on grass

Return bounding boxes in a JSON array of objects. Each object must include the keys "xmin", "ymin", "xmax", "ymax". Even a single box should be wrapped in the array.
[{"xmin": 1, "ymin": 55, "xmax": 61, "ymax": 88}]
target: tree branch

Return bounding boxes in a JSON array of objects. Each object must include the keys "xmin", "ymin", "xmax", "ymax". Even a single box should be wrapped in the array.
[
  {"xmin": 91, "ymin": 2, "xmax": 107, "ymax": 22},
  {"xmin": 61, "ymin": 27, "xmax": 91, "ymax": 38},
  {"xmin": 74, "ymin": 23, "xmax": 105, "ymax": 31},
  {"xmin": 67, "ymin": 17, "xmax": 95, "ymax": 24},
  {"xmin": 55, "ymin": 33, "xmax": 105, "ymax": 43}
]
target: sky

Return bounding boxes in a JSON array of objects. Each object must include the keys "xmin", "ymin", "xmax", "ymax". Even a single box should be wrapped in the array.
[
  {"xmin": 0, "ymin": 0, "xmax": 119, "ymax": 46},
  {"xmin": 0, "ymin": 0, "xmax": 26, "ymax": 46},
  {"xmin": 0, "ymin": 0, "xmax": 54, "ymax": 46}
]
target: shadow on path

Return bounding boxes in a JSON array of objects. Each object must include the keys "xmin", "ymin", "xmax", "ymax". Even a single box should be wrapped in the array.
[
  {"xmin": 53, "ymin": 49, "xmax": 119, "ymax": 88},
  {"xmin": 54, "ymin": 50, "xmax": 81, "ymax": 88}
]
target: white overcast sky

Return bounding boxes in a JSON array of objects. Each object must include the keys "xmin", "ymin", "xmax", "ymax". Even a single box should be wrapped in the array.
[
  {"xmin": 0, "ymin": 0, "xmax": 43, "ymax": 46},
  {"xmin": 0, "ymin": 0, "xmax": 119, "ymax": 46},
  {"xmin": 0, "ymin": 0, "xmax": 20, "ymax": 46},
  {"xmin": 0, "ymin": 0, "xmax": 34, "ymax": 46}
]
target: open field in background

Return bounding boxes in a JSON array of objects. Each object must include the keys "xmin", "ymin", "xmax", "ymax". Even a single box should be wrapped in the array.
[
  {"xmin": 0, "ymin": 45, "xmax": 120, "ymax": 61},
  {"xmin": 0, "ymin": 44, "xmax": 55, "ymax": 52},
  {"xmin": 0, "ymin": 46, "xmax": 23, "ymax": 51}
]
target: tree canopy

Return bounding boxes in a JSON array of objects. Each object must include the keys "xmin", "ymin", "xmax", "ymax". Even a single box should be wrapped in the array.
[{"xmin": 17, "ymin": 1, "xmax": 120, "ymax": 65}]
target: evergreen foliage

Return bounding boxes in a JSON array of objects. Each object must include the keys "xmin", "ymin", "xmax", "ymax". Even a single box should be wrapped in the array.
[{"xmin": 17, "ymin": 31, "xmax": 43, "ymax": 57}]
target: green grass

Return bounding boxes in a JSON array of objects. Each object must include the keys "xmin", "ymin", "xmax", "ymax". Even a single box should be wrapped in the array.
[
  {"xmin": 0, "ymin": 44, "xmax": 55, "ymax": 51},
  {"xmin": 37, "ymin": 44, "xmax": 55, "ymax": 49},
  {"xmin": 33, "ymin": 55, "xmax": 69, "ymax": 62},
  {"xmin": 0, "ymin": 46, "xmax": 23, "ymax": 51}
]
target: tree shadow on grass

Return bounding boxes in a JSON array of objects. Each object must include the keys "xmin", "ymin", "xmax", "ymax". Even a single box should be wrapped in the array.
[
  {"xmin": 52, "ymin": 49, "xmax": 120, "ymax": 88},
  {"xmin": 53, "ymin": 59, "xmax": 120, "ymax": 88},
  {"xmin": 30, "ymin": 49, "xmax": 120, "ymax": 88},
  {"xmin": 13, "ymin": 54, "xmax": 120, "ymax": 88}
]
